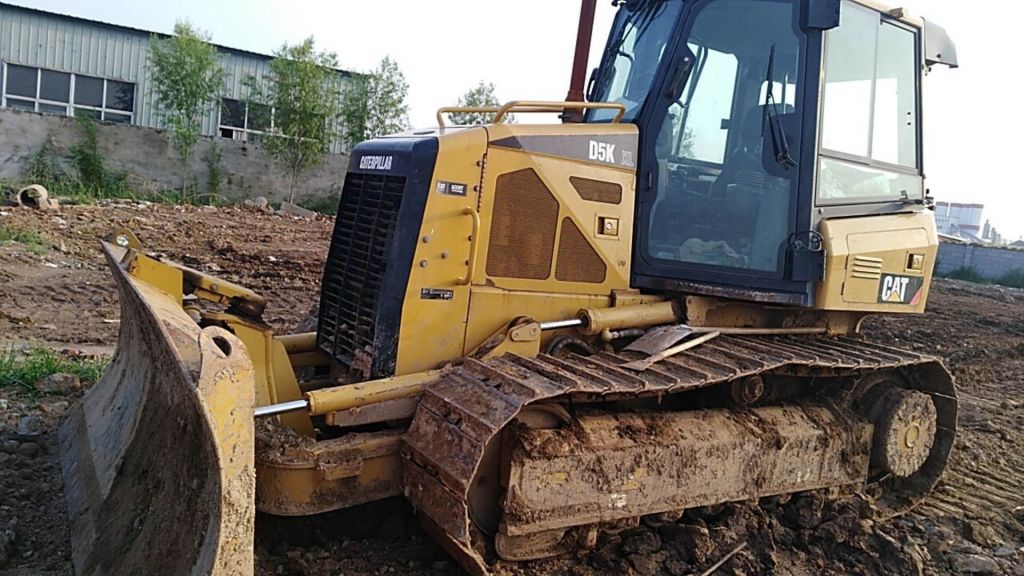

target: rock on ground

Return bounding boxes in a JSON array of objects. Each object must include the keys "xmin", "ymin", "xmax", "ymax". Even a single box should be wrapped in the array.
[
  {"xmin": 952, "ymin": 554, "xmax": 1000, "ymax": 575},
  {"xmin": 34, "ymin": 373, "xmax": 81, "ymax": 396}
]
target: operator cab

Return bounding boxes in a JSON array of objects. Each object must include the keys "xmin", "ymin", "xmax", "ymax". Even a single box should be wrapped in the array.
[{"xmin": 587, "ymin": 0, "xmax": 957, "ymax": 305}]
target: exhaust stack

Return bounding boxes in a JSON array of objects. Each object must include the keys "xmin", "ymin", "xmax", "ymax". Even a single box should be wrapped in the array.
[{"xmin": 564, "ymin": 0, "xmax": 598, "ymax": 122}]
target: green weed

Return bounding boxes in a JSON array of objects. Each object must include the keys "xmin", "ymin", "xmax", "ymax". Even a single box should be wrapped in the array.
[
  {"xmin": 298, "ymin": 195, "xmax": 339, "ymax": 216},
  {"xmin": 204, "ymin": 144, "xmax": 224, "ymax": 201},
  {"xmin": 939, "ymin": 265, "xmax": 1024, "ymax": 290},
  {"xmin": 22, "ymin": 121, "xmax": 161, "ymax": 204},
  {"xmin": 941, "ymin": 266, "xmax": 987, "ymax": 283},
  {"xmin": 996, "ymin": 269, "xmax": 1024, "ymax": 289},
  {"xmin": 0, "ymin": 347, "xmax": 109, "ymax": 392},
  {"xmin": 0, "ymin": 224, "xmax": 48, "ymax": 254}
]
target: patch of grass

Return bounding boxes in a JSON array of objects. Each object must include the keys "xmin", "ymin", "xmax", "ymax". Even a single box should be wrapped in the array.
[
  {"xmin": 996, "ymin": 269, "xmax": 1024, "ymax": 289},
  {"xmin": 939, "ymin": 265, "xmax": 1024, "ymax": 289},
  {"xmin": 70, "ymin": 116, "xmax": 106, "ymax": 190},
  {"xmin": 39, "ymin": 171, "xmax": 138, "ymax": 202},
  {"xmin": 183, "ymin": 190, "xmax": 226, "ymax": 207},
  {"xmin": 0, "ymin": 224, "xmax": 48, "ymax": 255},
  {"xmin": 0, "ymin": 224, "xmax": 43, "ymax": 245},
  {"xmin": 13, "ymin": 174, "xmax": 182, "ymax": 207},
  {"xmin": 21, "ymin": 121, "xmax": 175, "ymax": 205},
  {"xmin": 0, "ymin": 347, "xmax": 109, "ymax": 393},
  {"xmin": 204, "ymin": 143, "xmax": 223, "ymax": 201},
  {"xmin": 941, "ymin": 266, "xmax": 987, "ymax": 283},
  {"xmin": 298, "ymin": 195, "xmax": 339, "ymax": 216}
]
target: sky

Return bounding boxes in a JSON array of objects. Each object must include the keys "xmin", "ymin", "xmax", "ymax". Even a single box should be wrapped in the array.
[{"xmin": 7, "ymin": 0, "xmax": 1022, "ymax": 240}]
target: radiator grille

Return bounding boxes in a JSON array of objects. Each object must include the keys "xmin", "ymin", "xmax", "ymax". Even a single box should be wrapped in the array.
[
  {"xmin": 556, "ymin": 217, "xmax": 607, "ymax": 284},
  {"xmin": 318, "ymin": 172, "xmax": 407, "ymax": 371},
  {"xmin": 486, "ymin": 168, "xmax": 559, "ymax": 280}
]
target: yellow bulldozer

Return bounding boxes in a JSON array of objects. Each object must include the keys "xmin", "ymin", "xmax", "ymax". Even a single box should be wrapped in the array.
[{"xmin": 58, "ymin": 0, "xmax": 960, "ymax": 574}]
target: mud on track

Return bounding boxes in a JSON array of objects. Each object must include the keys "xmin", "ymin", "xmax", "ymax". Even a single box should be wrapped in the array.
[{"xmin": 0, "ymin": 203, "xmax": 1021, "ymax": 575}]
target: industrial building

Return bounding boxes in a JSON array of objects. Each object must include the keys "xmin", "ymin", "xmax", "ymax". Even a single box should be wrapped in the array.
[
  {"xmin": 934, "ymin": 201, "xmax": 984, "ymax": 241},
  {"xmin": 0, "ymin": 1, "xmax": 351, "ymax": 152}
]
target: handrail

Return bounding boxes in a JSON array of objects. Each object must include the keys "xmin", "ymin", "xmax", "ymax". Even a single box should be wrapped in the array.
[
  {"xmin": 456, "ymin": 207, "xmax": 481, "ymax": 286},
  {"xmin": 495, "ymin": 100, "xmax": 626, "ymax": 124},
  {"xmin": 436, "ymin": 106, "xmax": 502, "ymax": 127},
  {"xmin": 436, "ymin": 100, "xmax": 627, "ymax": 127}
]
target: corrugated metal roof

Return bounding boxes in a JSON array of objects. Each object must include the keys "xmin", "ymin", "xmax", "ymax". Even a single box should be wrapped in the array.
[
  {"xmin": 0, "ymin": 0, "xmax": 352, "ymax": 76},
  {"xmin": 0, "ymin": 2, "xmax": 351, "ymax": 151}
]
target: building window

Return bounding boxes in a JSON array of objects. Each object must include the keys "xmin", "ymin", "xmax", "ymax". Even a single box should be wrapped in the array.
[
  {"xmin": 219, "ymin": 98, "xmax": 273, "ymax": 142},
  {"xmin": 1, "ymin": 62, "xmax": 135, "ymax": 123}
]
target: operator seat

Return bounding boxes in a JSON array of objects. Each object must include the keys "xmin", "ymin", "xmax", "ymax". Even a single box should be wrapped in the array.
[
  {"xmin": 712, "ymin": 105, "xmax": 795, "ymax": 271},
  {"xmin": 712, "ymin": 106, "xmax": 771, "ymax": 198},
  {"xmin": 648, "ymin": 114, "xmax": 681, "ymax": 259}
]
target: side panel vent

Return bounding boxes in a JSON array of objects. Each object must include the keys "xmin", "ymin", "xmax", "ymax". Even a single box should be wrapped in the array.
[
  {"xmin": 556, "ymin": 217, "xmax": 607, "ymax": 284},
  {"xmin": 570, "ymin": 176, "xmax": 622, "ymax": 205},
  {"xmin": 850, "ymin": 255, "xmax": 884, "ymax": 279},
  {"xmin": 486, "ymin": 168, "xmax": 559, "ymax": 280}
]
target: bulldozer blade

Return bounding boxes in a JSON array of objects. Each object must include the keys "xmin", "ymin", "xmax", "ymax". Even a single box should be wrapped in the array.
[{"xmin": 59, "ymin": 242, "xmax": 256, "ymax": 576}]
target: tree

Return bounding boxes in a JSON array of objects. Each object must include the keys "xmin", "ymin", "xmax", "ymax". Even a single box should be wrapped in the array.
[
  {"xmin": 149, "ymin": 22, "xmax": 226, "ymax": 200},
  {"xmin": 245, "ymin": 38, "xmax": 343, "ymax": 203},
  {"xmin": 677, "ymin": 127, "xmax": 695, "ymax": 158},
  {"xmin": 340, "ymin": 56, "xmax": 410, "ymax": 147},
  {"xmin": 448, "ymin": 81, "xmax": 510, "ymax": 125}
]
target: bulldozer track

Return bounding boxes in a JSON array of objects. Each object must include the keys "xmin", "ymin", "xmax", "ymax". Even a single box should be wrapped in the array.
[{"xmin": 402, "ymin": 335, "xmax": 957, "ymax": 575}]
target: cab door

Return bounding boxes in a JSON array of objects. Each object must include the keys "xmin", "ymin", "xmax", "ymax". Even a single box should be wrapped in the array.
[{"xmin": 632, "ymin": 0, "xmax": 820, "ymax": 303}]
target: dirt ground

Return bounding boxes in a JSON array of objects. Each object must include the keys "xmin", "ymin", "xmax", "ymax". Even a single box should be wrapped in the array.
[{"xmin": 0, "ymin": 203, "xmax": 1021, "ymax": 576}]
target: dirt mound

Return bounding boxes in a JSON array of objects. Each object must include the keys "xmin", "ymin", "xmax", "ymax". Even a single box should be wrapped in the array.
[
  {"xmin": 0, "ymin": 203, "xmax": 331, "ymax": 347},
  {"xmin": 493, "ymin": 494, "xmax": 923, "ymax": 576},
  {"xmin": 255, "ymin": 499, "xmax": 452, "ymax": 576},
  {"xmin": 0, "ymin": 409, "xmax": 71, "ymax": 575},
  {"xmin": 0, "ymin": 203, "xmax": 329, "ymax": 575}
]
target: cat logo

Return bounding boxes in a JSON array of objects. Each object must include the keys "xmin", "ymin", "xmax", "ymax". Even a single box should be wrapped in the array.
[{"xmin": 877, "ymin": 274, "xmax": 924, "ymax": 305}]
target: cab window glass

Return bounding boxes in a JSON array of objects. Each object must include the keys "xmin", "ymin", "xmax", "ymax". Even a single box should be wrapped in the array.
[
  {"xmin": 820, "ymin": 3, "xmax": 876, "ymax": 157},
  {"xmin": 589, "ymin": 1, "xmax": 684, "ymax": 122},
  {"xmin": 818, "ymin": 1, "xmax": 921, "ymax": 204},
  {"xmin": 665, "ymin": 45, "xmax": 738, "ymax": 164},
  {"xmin": 646, "ymin": 0, "xmax": 804, "ymax": 274},
  {"xmin": 873, "ymin": 22, "xmax": 917, "ymax": 167}
]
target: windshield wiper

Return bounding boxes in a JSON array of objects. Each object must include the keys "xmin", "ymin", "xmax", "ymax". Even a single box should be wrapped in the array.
[{"xmin": 763, "ymin": 45, "xmax": 798, "ymax": 169}]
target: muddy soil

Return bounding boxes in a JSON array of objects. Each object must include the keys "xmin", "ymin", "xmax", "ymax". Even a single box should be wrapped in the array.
[
  {"xmin": 0, "ymin": 202, "xmax": 331, "ymax": 575},
  {"xmin": 0, "ymin": 202, "xmax": 331, "ymax": 349},
  {"xmin": 1, "ymin": 203, "xmax": 1022, "ymax": 576}
]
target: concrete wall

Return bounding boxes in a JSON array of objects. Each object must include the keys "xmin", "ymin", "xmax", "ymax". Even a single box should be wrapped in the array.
[
  {"xmin": 0, "ymin": 107, "xmax": 348, "ymax": 203},
  {"xmin": 937, "ymin": 242, "xmax": 1024, "ymax": 279}
]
